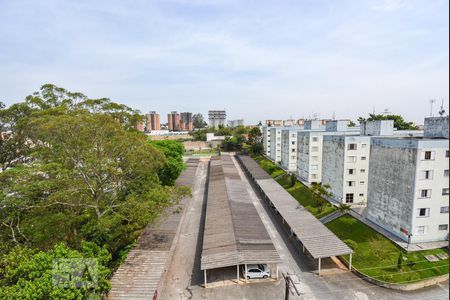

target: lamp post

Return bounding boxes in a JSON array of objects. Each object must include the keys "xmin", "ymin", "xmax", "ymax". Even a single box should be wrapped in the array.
[{"xmin": 407, "ymin": 233, "xmax": 412, "ymax": 251}]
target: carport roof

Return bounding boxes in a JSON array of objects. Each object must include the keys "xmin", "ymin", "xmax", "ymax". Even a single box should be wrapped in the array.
[
  {"xmin": 237, "ymin": 155, "xmax": 353, "ymax": 259},
  {"xmin": 201, "ymin": 155, "xmax": 281, "ymax": 270}
]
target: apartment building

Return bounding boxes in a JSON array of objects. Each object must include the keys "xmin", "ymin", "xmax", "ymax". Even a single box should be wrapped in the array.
[
  {"xmin": 208, "ymin": 110, "xmax": 226, "ymax": 127},
  {"xmin": 167, "ymin": 111, "xmax": 181, "ymax": 131},
  {"xmin": 266, "ymin": 120, "xmax": 283, "ymax": 127},
  {"xmin": 180, "ymin": 112, "xmax": 193, "ymax": 131},
  {"xmin": 366, "ymin": 116, "xmax": 449, "ymax": 243},
  {"xmin": 269, "ymin": 127, "xmax": 283, "ymax": 163},
  {"xmin": 145, "ymin": 111, "xmax": 160, "ymax": 132},
  {"xmin": 262, "ymin": 126, "xmax": 271, "ymax": 156},
  {"xmin": 227, "ymin": 119, "xmax": 244, "ymax": 128},
  {"xmin": 280, "ymin": 128, "xmax": 302, "ymax": 172},
  {"xmin": 297, "ymin": 120, "xmax": 359, "ymax": 184},
  {"xmin": 322, "ymin": 134, "xmax": 371, "ymax": 205}
]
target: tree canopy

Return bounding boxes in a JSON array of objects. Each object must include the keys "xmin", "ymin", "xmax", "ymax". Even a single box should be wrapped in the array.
[{"xmin": 358, "ymin": 114, "xmax": 418, "ymax": 130}]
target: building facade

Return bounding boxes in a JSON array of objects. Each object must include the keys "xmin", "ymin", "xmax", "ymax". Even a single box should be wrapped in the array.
[
  {"xmin": 269, "ymin": 127, "xmax": 282, "ymax": 163},
  {"xmin": 227, "ymin": 119, "xmax": 244, "ymax": 127},
  {"xmin": 280, "ymin": 129, "xmax": 301, "ymax": 172},
  {"xmin": 266, "ymin": 120, "xmax": 283, "ymax": 127},
  {"xmin": 146, "ymin": 111, "xmax": 161, "ymax": 132},
  {"xmin": 180, "ymin": 112, "xmax": 193, "ymax": 131},
  {"xmin": 208, "ymin": 110, "xmax": 226, "ymax": 128},
  {"xmin": 322, "ymin": 135, "xmax": 371, "ymax": 205},
  {"xmin": 366, "ymin": 117, "xmax": 449, "ymax": 243},
  {"xmin": 262, "ymin": 126, "xmax": 271, "ymax": 156},
  {"xmin": 168, "ymin": 111, "xmax": 181, "ymax": 131}
]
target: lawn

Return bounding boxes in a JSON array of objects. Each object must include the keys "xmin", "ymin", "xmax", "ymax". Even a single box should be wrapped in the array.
[
  {"xmin": 326, "ymin": 215, "xmax": 449, "ymax": 284},
  {"xmin": 251, "ymin": 154, "xmax": 286, "ymax": 178},
  {"xmin": 276, "ymin": 174, "xmax": 336, "ymax": 219}
]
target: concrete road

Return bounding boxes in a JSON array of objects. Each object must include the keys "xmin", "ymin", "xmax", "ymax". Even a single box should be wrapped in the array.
[{"xmin": 160, "ymin": 159, "xmax": 208, "ymax": 300}]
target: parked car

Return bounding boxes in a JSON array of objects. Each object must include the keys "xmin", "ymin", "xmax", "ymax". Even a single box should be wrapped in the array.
[{"xmin": 242, "ymin": 264, "xmax": 270, "ymax": 279}]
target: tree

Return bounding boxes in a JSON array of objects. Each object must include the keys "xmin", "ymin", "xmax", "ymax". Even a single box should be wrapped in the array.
[
  {"xmin": 348, "ymin": 120, "xmax": 356, "ymax": 127},
  {"xmin": 148, "ymin": 140, "xmax": 185, "ymax": 185},
  {"xmin": 290, "ymin": 173, "xmax": 297, "ymax": 188},
  {"xmin": 310, "ymin": 183, "xmax": 332, "ymax": 213},
  {"xmin": 337, "ymin": 203, "xmax": 351, "ymax": 214},
  {"xmin": 358, "ymin": 114, "xmax": 418, "ymax": 130},
  {"xmin": 0, "ymin": 242, "xmax": 111, "ymax": 299},
  {"xmin": 192, "ymin": 113, "xmax": 205, "ymax": 129},
  {"xmin": 397, "ymin": 252, "xmax": 404, "ymax": 270}
]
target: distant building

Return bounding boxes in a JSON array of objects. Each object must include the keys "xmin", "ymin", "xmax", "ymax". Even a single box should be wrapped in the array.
[
  {"xmin": 208, "ymin": 110, "xmax": 226, "ymax": 128},
  {"xmin": 180, "ymin": 112, "xmax": 193, "ymax": 131},
  {"xmin": 283, "ymin": 119, "xmax": 296, "ymax": 127},
  {"xmin": 366, "ymin": 116, "xmax": 449, "ymax": 243},
  {"xmin": 266, "ymin": 120, "xmax": 283, "ymax": 127},
  {"xmin": 269, "ymin": 127, "xmax": 283, "ymax": 163},
  {"xmin": 146, "ymin": 111, "xmax": 160, "ymax": 132},
  {"xmin": 168, "ymin": 111, "xmax": 181, "ymax": 131},
  {"xmin": 227, "ymin": 119, "xmax": 244, "ymax": 128},
  {"xmin": 262, "ymin": 126, "xmax": 271, "ymax": 156},
  {"xmin": 280, "ymin": 128, "xmax": 302, "ymax": 172}
]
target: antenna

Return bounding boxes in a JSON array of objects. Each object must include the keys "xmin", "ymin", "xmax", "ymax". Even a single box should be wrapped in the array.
[
  {"xmin": 438, "ymin": 98, "xmax": 446, "ymax": 116},
  {"xmin": 382, "ymin": 108, "xmax": 391, "ymax": 115},
  {"xmin": 429, "ymin": 99, "xmax": 436, "ymax": 117},
  {"xmin": 332, "ymin": 111, "xmax": 335, "ymax": 120}
]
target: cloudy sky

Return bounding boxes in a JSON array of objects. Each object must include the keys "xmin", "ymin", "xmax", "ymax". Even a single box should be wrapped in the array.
[{"xmin": 0, "ymin": 0, "xmax": 448, "ymax": 124}]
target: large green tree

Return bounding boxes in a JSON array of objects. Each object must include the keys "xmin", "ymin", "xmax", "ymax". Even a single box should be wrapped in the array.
[{"xmin": 148, "ymin": 140, "xmax": 185, "ymax": 185}]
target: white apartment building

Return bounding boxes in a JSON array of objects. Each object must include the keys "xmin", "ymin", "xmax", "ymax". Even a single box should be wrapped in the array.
[
  {"xmin": 262, "ymin": 126, "xmax": 271, "ymax": 156},
  {"xmin": 297, "ymin": 120, "xmax": 359, "ymax": 184},
  {"xmin": 208, "ymin": 110, "xmax": 226, "ymax": 127},
  {"xmin": 280, "ymin": 128, "xmax": 302, "ymax": 172},
  {"xmin": 269, "ymin": 127, "xmax": 282, "ymax": 163},
  {"xmin": 366, "ymin": 117, "xmax": 449, "ymax": 243},
  {"xmin": 322, "ymin": 135, "xmax": 371, "ymax": 205}
]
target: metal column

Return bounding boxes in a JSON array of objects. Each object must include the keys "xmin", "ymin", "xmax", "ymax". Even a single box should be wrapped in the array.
[
  {"xmin": 237, "ymin": 264, "xmax": 240, "ymax": 284},
  {"xmin": 245, "ymin": 264, "xmax": 248, "ymax": 283},
  {"xmin": 204, "ymin": 269, "xmax": 207, "ymax": 288},
  {"xmin": 349, "ymin": 253, "xmax": 352, "ymax": 271},
  {"xmin": 318, "ymin": 258, "xmax": 321, "ymax": 276}
]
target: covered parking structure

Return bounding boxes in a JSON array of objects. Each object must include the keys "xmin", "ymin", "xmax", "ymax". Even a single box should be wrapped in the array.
[
  {"xmin": 201, "ymin": 155, "xmax": 281, "ymax": 287},
  {"xmin": 237, "ymin": 155, "xmax": 353, "ymax": 275}
]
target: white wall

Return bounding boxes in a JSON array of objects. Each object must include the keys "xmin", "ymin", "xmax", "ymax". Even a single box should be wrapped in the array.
[
  {"xmin": 269, "ymin": 127, "xmax": 282, "ymax": 162},
  {"xmin": 281, "ymin": 130, "xmax": 298, "ymax": 172}
]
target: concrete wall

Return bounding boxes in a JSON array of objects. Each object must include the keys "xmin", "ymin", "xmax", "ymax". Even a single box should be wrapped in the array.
[
  {"xmin": 325, "ymin": 120, "xmax": 350, "ymax": 132},
  {"xmin": 322, "ymin": 136, "xmax": 345, "ymax": 201},
  {"xmin": 262, "ymin": 127, "xmax": 271, "ymax": 156},
  {"xmin": 304, "ymin": 120, "xmax": 323, "ymax": 130},
  {"xmin": 367, "ymin": 137, "xmax": 449, "ymax": 243},
  {"xmin": 424, "ymin": 116, "xmax": 449, "ymax": 138},
  {"xmin": 360, "ymin": 120, "xmax": 394, "ymax": 136},
  {"xmin": 269, "ymin": 127, "xmax": 282, "ymax": 162},
  {"xmin": 281, "ymin": 129, "xmax": 298, "ymax": 172}
]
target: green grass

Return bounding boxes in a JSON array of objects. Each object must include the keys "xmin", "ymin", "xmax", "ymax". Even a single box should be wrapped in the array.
[
  {"xmin": 275, "ymin": 174, "xmax": 336, "ymax": 218},
  {"xmin": 326, "ymin": 215, "xmax": 449, "ymax": 284},
  {"xmin": 251, "ymin": 154, "xmax": 286, "ymax": 178}
]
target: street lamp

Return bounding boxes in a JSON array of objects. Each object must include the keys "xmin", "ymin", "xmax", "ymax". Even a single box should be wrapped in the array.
[{"xmin": 407, "ymin": 233, "xmax": 412, "ymax": 251}]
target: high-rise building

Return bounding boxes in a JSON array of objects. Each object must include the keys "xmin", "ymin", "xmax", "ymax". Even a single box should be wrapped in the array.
[
  {"xmin": 146, "ymin": 111, "xmax": 160, "ymax": 132},
  {"xmin": 208, "ymin": 110, "xmax": 226, "ymax": 127},
  {"xmin": 227, "ymin": 119, "xmax": 244, "ymax": 128},
  {"xmin": 180, "ymin": 112, "xmax": 193, "ymax": 131},
  {"xmin": 168, "ymin": 111, "xmax": 181, "ymax": 131}
]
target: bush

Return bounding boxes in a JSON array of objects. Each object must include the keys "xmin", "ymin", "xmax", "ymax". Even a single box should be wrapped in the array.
[{"xmin": 343, "ymin": 239, "xmax": 358, "ymax": 250}]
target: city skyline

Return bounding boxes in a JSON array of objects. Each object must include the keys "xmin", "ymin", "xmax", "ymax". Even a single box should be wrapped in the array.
[{"xmin": 1, "ymin": 0, "xmax": 448, "ymax": 124}]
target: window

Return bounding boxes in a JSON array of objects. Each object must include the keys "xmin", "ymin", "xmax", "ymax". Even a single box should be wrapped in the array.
[
  {"xmin": 311, "ymin": 174, "xmax": 318, "ymax": 179},
  {"xmin": 347, "ymin": 181, "xmax": 355, "ymax": 187},
  {"xmin": 291, "ymin": 155, "xmax": 296, "ymax": 159},
  {"xmin": 420, "ymin": 189, "xmax": 431, "ymax": 198},
  {"xmin": 361, "ymin": 143, "xmax": 367, "ymax": 148},
  {"xmin": 360, "ymin": 169, "xmax": 366, "ymax": 173},
  {"xmin": 359, "ymin": 193, "xmax": 364, "ymax": 197},
  {"xmin": 311, "ymin": 146, "xmax": 319, "ymax": 152},
  {"xmin": 291, "ymin": 134, "xmax": 296, "ymax": 138},
  {"xmin": 347, "ymin": 156, "xmax": 357, "ymax": 163},
  {"xmin": 445, "ymin": 170, "xmax": 449, "ymax": 177},
  {"xmin": 361, "ymin": 156, "xmax": 367, "ymax": 160},
  {"xmin": 291, "ymin": 141, "xmax": 295, "ymax": 145},
  {"xmin": 312, "ymin": 137, "xmax": 318, "ymax": 142},
  {"xmin": 311, "ymin": 165, "xmax": 318, "ymax": 170},
  {"xmin": 423, "ymin": 151, "xmax": 435, "ymax": 160},
  {"xmin": 446, "ymin": 150, "xmax": 449, "ymax": 158},
  {"xmin": 420, "ymin": 170, "xmax": 434, "ymax": 180},
  {"xmin": 345, "ymin": 193, "xmax": 354, "ymax": 203},
  {"xmin": 348, "ymin": 169, "xmax": 355, "ymax": 175},
  {"xmin": 439, "ymin": 224, "xmax": 448, "ymax": 231},
  {"xmin": 417, "ymin": 208, "xmax": 430, "ymax": 217},
  {"xmin": 311, "ymin": 156, "xmax": 318, "ymax": 161},
  {"xmin": 360, "ymin": 181, "xmax": 365, "ymax": 185},
  {"xmin": 440, "ymin": 206, "xmax": 449, "ymax": 213},
  {"xmin": 348, "ymin": 143, "xmax": 357, "ymax": 150},
  {"xmin": 291, "ymin": 148, "xmax": 295, "ymax": 153},
  {"xmin": 416, "ymin": 226, "xmax": 428, "ymax": 235},
  {"xmin": 443, "ymin": 188, "xmax": 449, "ymax": 195}
]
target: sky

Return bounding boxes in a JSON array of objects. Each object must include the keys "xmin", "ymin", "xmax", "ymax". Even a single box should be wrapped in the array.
[{"xmin": 0, "ymin": 0, "xmax": 448, "ymax": 125}]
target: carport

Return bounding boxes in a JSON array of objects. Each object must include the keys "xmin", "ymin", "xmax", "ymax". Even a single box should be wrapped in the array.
[
  {"xmin": 237, "ymin": 155, "xmax": 353, "ymax": 275},
  {"xmin": 201, "ymin": 156, "xmax": 281, "ymax": 287}
]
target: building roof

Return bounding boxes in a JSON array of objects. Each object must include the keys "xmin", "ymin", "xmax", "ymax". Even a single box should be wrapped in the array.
[
  {"xmin": 201, "ymin": 155, "xmax": 281, "ymax": 270},
  {"xmin": 237, "ymin": 155, "xmax": 353, "ymax": 259}
]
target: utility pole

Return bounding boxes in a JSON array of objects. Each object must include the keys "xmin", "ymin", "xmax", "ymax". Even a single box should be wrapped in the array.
[
  {"xmin": 285, "ymin": 274, "xmax": 290, "ymax": 300},
  {"xmin": 429, "ymin": 99, "xmax": 436, "ymax": 117}
]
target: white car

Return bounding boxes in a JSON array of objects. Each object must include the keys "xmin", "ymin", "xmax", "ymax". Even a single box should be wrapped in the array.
[{"xmin": 242, "ymin": 264, "xmax": 270, "ymax": 279}]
